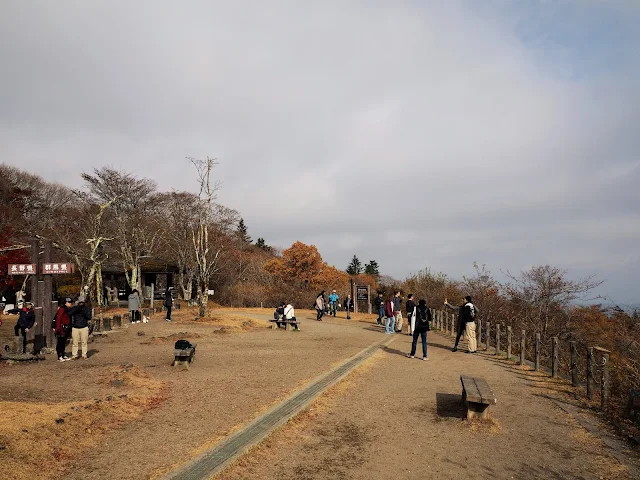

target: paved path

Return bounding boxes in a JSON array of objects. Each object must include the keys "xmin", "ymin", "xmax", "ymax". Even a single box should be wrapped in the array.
[{"xmin": 165, "ymin": 334, "xmax": 395, "ymax": 480}]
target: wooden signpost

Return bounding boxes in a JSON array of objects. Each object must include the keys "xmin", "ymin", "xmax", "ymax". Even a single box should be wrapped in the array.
[{"xmin": 8, "ymin": 240, "xmax": 75, "ymax": 353}]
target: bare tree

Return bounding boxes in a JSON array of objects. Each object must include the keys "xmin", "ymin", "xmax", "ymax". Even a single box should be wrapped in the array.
[
  {"xmin": 81, "ymin": 167, "xmax": 158, "ymax": 295},
  {"xmin": 190, "ymin": 157, "xmax": 223, "ymax": 317},
  {"xmin": 504, "ymin": 265, "xmax": 603, "ymax": 339}
]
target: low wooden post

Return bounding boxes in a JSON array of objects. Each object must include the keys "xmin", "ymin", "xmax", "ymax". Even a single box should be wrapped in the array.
[
  {"xmin": 123, "ymin": 312, "xmax": 131, "ymax": 323},
  {"xmin": 570, "ymin": 341, "xmax": 579, "ymax": 386},
  {"xmin": 534, "ymin": 333, "xmax": 541, "ymax": 371},
  {"xmin": 450, "ymin": 313, "xmax": 455, "ymax": 337},
  {"xmin": 113, "ymin": 314, "xmax": 121, "ymax": 328},
  {"xmin": 551, "ymin": 337, "xmax": 559, "ymax": 378},
  {"xmin": 495, "ymin": 323, "xmax": 501, "ymax": 355},
  {"xmin": 175, "ymin": 302, "xmax": 181, "ymax": 310},
  {"xmin": 485, "ymin": 322, "xmax": 491, "ymax": 351},
  {"xmin": 506, "ymin": 326, "xmax": 512, "ymax": 360},
  {"xmin": 94, "ymin": 317, "xmax": 102, "ymax": 332},
  {"xmin": 602, "ymin": 351, "xmax": 610, "ymax": 410},
  {"xmin": 520, "ymin": 330, "xmax": 526, "ymax": 366},
  {"xmin": 587, "ymin": 347, "xmax": 595, "ymax": 400},
  {"xmin": 103, "ymin": 317, "xmax": 112, "ymax": 331},
  {"xmin": 477, "ymin": 320, "xmax": 482, "ymax": 347}
]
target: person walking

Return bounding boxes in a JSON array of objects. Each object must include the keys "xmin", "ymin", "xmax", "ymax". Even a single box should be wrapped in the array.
[
  {"xmin": 315, "ymin": 291, "xmax": 326, "ymax": 321},
  {"xmin": 374, "ymin": 292, "xmax": 384, "ymax": 325},
  {"xmin": 344, "ymin": 294, "xmax": 353, "ymax": 319},
  {"xmin": 52, "ymin": 297, "xmax": 72, "ymax": 361},
  {"xmin": 164, "ymin": 287, "xmax": 173, "ymax": 322},
  {"xmin": 128, "ymin": 289, "xmax": 142, "ymax": 323},
  {"xmin": 393, "ymin": 291, "xmax": 403, "ymax": 333},
  {"xmin": 407, "ymin": 299, "xmax": 432, "ymax": 360},
  {"xmin": 68, "ymin": 296, "xmax": 92, "ymax": 360},
  {"xmin": 445, "ymin": 296, "xmax": 478, "ymax": 353},
  {"xmin": 384, "ymin": 294, "xmax": 396, "ymax": 334},
  {"xmin": 328, "ymin": 290, "xmax": 339, "ymax": 317},
  {"xmin": 405, "ymin": 293, "xmax": 416, "ymax": 336},
  {"xmin": 7, "ymin": 302, "xmax": 38, "ymax": 354}
]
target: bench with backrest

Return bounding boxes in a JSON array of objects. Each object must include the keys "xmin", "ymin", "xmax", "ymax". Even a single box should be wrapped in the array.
[
  {"xmin": 173, "ymin": 344, "xmax": 196, "ymax": 369},
  {"xmin": 460, "ymin": 375, "xmax": 497, "ymax": 419}
]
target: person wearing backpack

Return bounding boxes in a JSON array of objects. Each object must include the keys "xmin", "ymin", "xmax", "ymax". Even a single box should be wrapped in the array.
[
  {"xmin": 445, "ymin": 296, "xmax": 478, "ymax": 353},
  {"xmin": 407, "ymin": 299, "xmax": 432, "ymax": 360},
  {"xmin": 52, "ymin": 297, "xmax": 73, "ymax": 361},
  {"xmin": 67, "ymin": 296, "xmax": 92, "ymax": 360},
  {"xmin": 164, "ymin": 287, "xmax": 174, "ymax": 322}
]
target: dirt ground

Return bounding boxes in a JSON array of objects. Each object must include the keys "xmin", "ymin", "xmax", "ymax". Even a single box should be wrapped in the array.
[
  {"xmin": 2, "ymin": 308, "xmax": 638, "ymax": 480},
  {"xmin": 0, "ymin": 306, "xmax": 382, "ymax": 480},
  {"xmin": 216, "ymin": 331, "xmax": 640, "ymax": 480}
]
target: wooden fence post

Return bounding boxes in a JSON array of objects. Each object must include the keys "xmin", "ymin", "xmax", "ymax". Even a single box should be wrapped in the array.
[
  {"xmin": 587, "ymin": 347, "xmax": 595, "ymax": 400},
  {"xmin": 534, "ymin": 333, "xmax": 541, "ymax": 371},
  {"xmin": 94, "ymin": 317, "xmax": 101, "ymax": 333},
  {"xmin": 113, "ymin": 314, "xmax": 121, "ymax": 328},
  {"xmin": 485, "ymin": 322, "xmax": 491, "ymax": 351},
  {"xmin": 450, "ymin": 313, "xmax": 455, "ymax": 337},
  {"xmin": 506, "ymin": 326, "xmax": 512, "ymax": 360},
  {"xmin": 570, "ymin": 341, "xmax": 579, "ymax": 386},
  {"xmin": 602, "ymin": 351, "xmax": 610, "ymax": 410},
  {"xmin": 103, "ymin": 317, "xmax": 112, "ymax": 331},
  {"xmin": 552, "ymin": 337, "xmax": 559, "ymax": 378},
  {"xmin": 520, "ymin": 330, "xmax": 526, "ymax": 366},
  {"xmin": 478, "ymin": 320, "xmax": 482, "ymax": 348},
  {"xmin": 495, "ymin": 323, "xmax": 501, "ymax": 356}
]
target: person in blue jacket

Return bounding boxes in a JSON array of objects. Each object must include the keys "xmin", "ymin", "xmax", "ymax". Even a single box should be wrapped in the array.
[{"xmin": 328, "ymin": 290, "xmax": 339, "ymax": 317}]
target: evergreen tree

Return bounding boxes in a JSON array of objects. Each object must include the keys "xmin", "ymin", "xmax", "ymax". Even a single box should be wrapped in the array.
[
  {"xmin": 346, "ymin": 255, "xmax": 362, "ymax": 275},
  {"xmin": 237, "ymin": 218, "xmax": 251, "ymax": 244},
  {"xmin": 364, "ymin": 260, "xmax": 379, "ymax": 276},
  {"xmin": 255, "ymin": 237, "xmax": 273, "ymax": 254}
]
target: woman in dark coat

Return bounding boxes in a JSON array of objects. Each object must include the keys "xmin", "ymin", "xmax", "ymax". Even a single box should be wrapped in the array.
[
  {"xmin": 164, "ymin": 288, "xmax": 174, "ymax": 322},
  {"xmin": 407, "ymin": 299, "xmax": 432, "ymax": 360}
]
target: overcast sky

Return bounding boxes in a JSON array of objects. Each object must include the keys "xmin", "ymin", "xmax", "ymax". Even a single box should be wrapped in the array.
[{"xmin": 2, "ymin": 1, "xmax": 639, "ymax": 304}]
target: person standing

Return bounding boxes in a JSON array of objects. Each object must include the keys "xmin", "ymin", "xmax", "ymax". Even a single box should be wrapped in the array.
[
  {"xmin": 328, "ymin": 290, "xmax": 339, "ymax": 317},
  {"xmin": 445, "ymin": 296, "xmax": 478, "ymax": 353},
  {"xmin": 374, "ymin": 292, "xmax": 384, "ymax": 325},
  {"xmin": 7, "ymin": 302, "xmax": 38, "ymax": 354},
  {"xmin": 384, "ymin": 294, "xmax": 396, "ymax": 334},
  {"xmin": 52, "ymin": 297, "xmax": 72, "ymax": 361},
  {"xmin": 315, "ymin": 291, "xmax": 326, "ymax": 321},
  {"xmin": 405, "ymin": 293, "xmax": 416, "ymax": 336},
  {"xmin": 128, "ymin": 289, "xmax": 142, "ymax": 323},
  {"xmin": 68, "ymin": 296, "xmax": 92, "ymax": 360},
  {"xmin": 344, "ymin": 294, "xmax": 353, "ymax": 319},
  {"xmin": 164, "ymin": 287, "xmax": 173, "ymax": 322},
  {"xmin": 393, "ymin": 291, "xmax": 403, "ymax": 333},
  {"xmin": 407, "ymin": 299, "xmax": 432, "ymax": 360}
]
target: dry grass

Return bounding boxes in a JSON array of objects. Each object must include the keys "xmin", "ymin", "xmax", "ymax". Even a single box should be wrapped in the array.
[{"xmin": 0, "ymin": 364, "xmax": 167, "ymax": 480}]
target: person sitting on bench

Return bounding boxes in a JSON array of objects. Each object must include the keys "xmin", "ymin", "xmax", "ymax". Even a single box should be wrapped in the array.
[
  {"xmin": 283, "ymin": 302, "xmax": 296, "ymax": 323},
  {"xmin": 274, "ymin": 302, "xmax": 285, "ymax": 327}
]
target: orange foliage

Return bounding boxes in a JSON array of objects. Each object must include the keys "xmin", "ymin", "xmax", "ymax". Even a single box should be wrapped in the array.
[{"xmin": 264, "ymin": 241, "xmax": 324, "ymax": 286}]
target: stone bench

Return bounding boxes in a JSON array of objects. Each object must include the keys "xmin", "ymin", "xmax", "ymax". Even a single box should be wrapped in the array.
[
  {"xmin": 173, "ymin": 344, "xmax": 196, "ymax": 369},
  {"xmin": 269, "ymin": 319, "xmax": 301, "ymax": 331},
  {"xmin": 460, "ymin": 375, "xmax": 496, "ymax": 419}
]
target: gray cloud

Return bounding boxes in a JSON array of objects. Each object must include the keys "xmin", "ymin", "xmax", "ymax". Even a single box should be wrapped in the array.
[{"xmin": 2, "ymin": 0, "xmax": 639, "ymax": 303}]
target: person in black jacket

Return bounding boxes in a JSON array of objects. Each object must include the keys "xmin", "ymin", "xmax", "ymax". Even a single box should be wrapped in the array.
[
  {"xmin": 445, "ymin": 296, "xmax": 478, "ymax": 353},
  {"xmin": 164, "ymin": 287, "xmax": 174, "ymax": 322},
  {"xmin": 344, "ymin": 294, "xmax": 354, "ymax": 319},
  {"xmin": 407, "ymin": 300, "xmax": 431, "ymax": 360},
  {"xmin": 7, "ymin": 302, "xmax": 38, "ymax": 354},
  {"xmin": 374, "ymin": 293, "xmax": 384, "ymax": 325},
  {"xmin": 68, "ymin": 296, "xmax": 92, "ymax": 360}
]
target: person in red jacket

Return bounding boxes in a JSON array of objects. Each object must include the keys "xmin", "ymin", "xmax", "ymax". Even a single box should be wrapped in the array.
[
  {"xmin": 52, "ymin": 297, "xmax": 73, "ymax": 361},
  {"xmin": 384, "ymin": 294, "xmax": 396, "ymax": 334}
]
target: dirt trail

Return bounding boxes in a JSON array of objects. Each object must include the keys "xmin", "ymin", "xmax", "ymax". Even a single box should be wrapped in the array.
[{"xmin": 216, "ymin": 331, "xmax": 640, "ymax": 480}]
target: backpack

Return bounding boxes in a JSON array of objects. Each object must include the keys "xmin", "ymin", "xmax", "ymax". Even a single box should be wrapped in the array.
[{"xmin": 175, "ymin": 339, "xmax": 192, "ymax": 350}]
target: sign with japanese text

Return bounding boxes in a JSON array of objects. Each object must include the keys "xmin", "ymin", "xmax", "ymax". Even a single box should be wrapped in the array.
[
  {"xmin": 8, "ymin": 264, "xmax": 37, "ymax": 275},
  {"xmin": 41, "ymin": 263, "xmax": 75, "ymax": 274},
  {"xmin": 356, "ymin": 286, "xmax": 368, "ymax": 301}
]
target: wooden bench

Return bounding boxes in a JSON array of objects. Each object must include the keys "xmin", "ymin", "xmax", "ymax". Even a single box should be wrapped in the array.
[
  {"xmin": 269, "ymin": 319, "xmax": 301, "ymax": 331},
  {"xmin": 173, "ymin": 344, "xmax": 196, "ymax": 369},
  {"xmin": 460, "ymin": 375, "xmax": 497, "ymax": 419}
]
